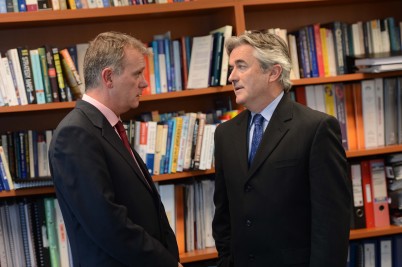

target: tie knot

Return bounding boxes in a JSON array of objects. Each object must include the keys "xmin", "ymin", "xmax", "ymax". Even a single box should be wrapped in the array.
[
  {"xmin": 115, "ymin": 121, "xmax": 126, "ymax": 134},
  {"xmin": 252, "ymin": 114, "xmax": 264, "ymax": 126}
]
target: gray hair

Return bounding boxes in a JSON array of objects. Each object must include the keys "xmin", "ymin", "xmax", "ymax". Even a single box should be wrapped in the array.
[
  {"xmin": 84, "ymin": 31, "xmax": 149, "ymax": 90},
  {"xmin": 225, "ymin": 31, "xmax": 293, "ymax": 92}
]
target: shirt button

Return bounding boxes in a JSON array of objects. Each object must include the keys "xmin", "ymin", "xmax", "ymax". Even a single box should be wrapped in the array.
[{"xmin": 246, "ymin": 219, "xmax": 252, "ymax": 227}]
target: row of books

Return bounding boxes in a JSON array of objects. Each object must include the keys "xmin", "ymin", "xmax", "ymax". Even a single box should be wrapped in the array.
[
  {"xmin": 354, "ymin": 52, "xmax": 402, "ymax": 73},
  {"xmin": 156, "ymin": 177, "xmax": 215, "ymax": 253},
  {"xmin": 349, "ymin": 152, "xmax": 402, "ymax": 232},
  {"xmin": 0, "ymin": 197, "xmax": 72, "ymax": 267},
  {"xmin": 123, "ymin": 112, "xmax": 218, "ymax": 176},
  {"xmin": 293, "ymin": 76, "xmax": 402, "ymax": 151},
  {"xmin": 347, "ymin": 234, "xmax": 402, "ymax": 267},
  {"xmin": 0, "ymin": 45, "xmax": 85, "ymax": 107},
  {"xmin": 271, "ymin": 16, "xmax": 402, "ymax": 79},
  {"xmin": 0, "ymin": 0, "xmax": 190, "ymax": 13},
  {"xmin": 143, "ymin": 26, "xmax": 233, "ymax": 95}
]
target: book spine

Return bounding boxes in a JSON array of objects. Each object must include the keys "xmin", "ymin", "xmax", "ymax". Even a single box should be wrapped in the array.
[
  {"xmin": 38, "ymin": 47, "xmax": 53, "ymax": 103},
  {"xmin": 44, "ymin": 197, "xmax": 61, "ymax": 267}
]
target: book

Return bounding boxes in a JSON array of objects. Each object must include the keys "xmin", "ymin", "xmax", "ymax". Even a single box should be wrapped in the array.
[
  {"xmin": 59, "ymin": 48, "xmax": 83, "ymax": 99},
  {"xmin": 209, "ymin": 31, "xmax": 224, "ymax": 87},
  {"xmin": 52, "ymin": 47, "xmax": 68, "ymax": 102},
  {"xmin": 187, "ymin": 34, "xmax": 214, "ymax": 89},
  {"xmin": 44, "ymin": 197, "xmax": 61, "ymax": 267},
  {"xmin": 209, "ymin": 25, "xmax": 233, "ymax": 86},
  {"xmin": 350, "ymin": 163, "xmax": 366, "ymax": 229},
  {"xmin": 29, "ymin": 49, "xmax": 47, "ymax": 104},
  {"xmin": 0, "ymin": 56, "xmax": 19, "ymax": 106},
  {"xmin": 6, "ymin": 48, "xmax": 28, "ymax": 105},
  {"xmin": 361, "ymin": 79, "xmax": 378, "ymax": 148},
  {"xmin": 17, "ymin": 47, "xmax": 36, "ymax": 104},
  {"xmin": 44, "ymin": 45, "xmax": 60, "ymax": 102},
  {"xmin": 38, "ymin": 47, "xmax": 53, "ymax": 103}
]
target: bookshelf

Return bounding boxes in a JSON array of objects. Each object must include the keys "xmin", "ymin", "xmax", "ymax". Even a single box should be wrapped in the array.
[{"xmin": 1, "ymin": 0, "xmax": 402, "ymax": 265}]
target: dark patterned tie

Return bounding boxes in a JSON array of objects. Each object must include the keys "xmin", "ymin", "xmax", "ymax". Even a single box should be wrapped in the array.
[
  {"xmin": 249, "ymin": 114, "xmax": 265, "ymax": 165},
  {"xmin": 115, "ymin": 121, "xmax": 151, "ymax": 189}
]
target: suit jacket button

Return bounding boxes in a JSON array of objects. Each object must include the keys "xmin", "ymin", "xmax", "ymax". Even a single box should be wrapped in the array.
[
  {"xmin": 248, "ymin": 254, "xmax": 255, "ymax": 261},
  {"xmin": 245, "ymin": 184, "xmax": 253, "ymax": 192},
  {"xmin": 246, "ymin": 219, "xmax": 252, "ymax": 227}
]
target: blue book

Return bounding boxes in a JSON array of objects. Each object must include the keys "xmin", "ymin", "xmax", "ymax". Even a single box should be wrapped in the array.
[
  {"xmin": 0, "ymin": 0, "xmax": 7, "ymax": 12},
  {"xmin": 306, "ymin": 25, "xmax": 319, "ymax": 77},
  {"xmin": 18, "ymin": 0, "xmax": 26, "ymax": 11},
  {"xmin": 163, "ymin": 38, "xmax": 174, "ymax": 92},
  {"xmin": 163, "ymin": 119, "xmax": 175, "ymax": 174},
  {"xmin": 151, "ymin": 40, "xmax": 161, "ymax": 94}
]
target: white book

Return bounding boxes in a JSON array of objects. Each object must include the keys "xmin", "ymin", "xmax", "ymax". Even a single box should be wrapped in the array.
[
  {"xmin": 183, "ymin": 112, "xmax": 197, "ymax": 170},
  {"xmin": 314, "ymin": 84, "xmax": 326, "ymax": 113},
  {"xmin": 76, "ymin": 43, "xmax": 89, "ymax": 91},
  {"xmin": 176, "ymin": 115, "xmax": 189, "ymax": 172},
  {"xmin": 210, "ymin": 25, "xmax": 233, "ymax": 86},
  {"xmin": 198, "ymin": 124, "xmax": 211, "ymax": 170},
  {"xmin": 325, "ymin": 29, "xmax": 337, "ymax": 77},
  {"xmin": 379, "ymin": 239, "xmax": 392, "ymax": 267},
  {"xmin": 374, "ymin": 78, "xmax": 385, "ymax": 147},
  {"xmin": 364, "ymin": 242, "xmax": 376, "ymax": 267},
  {"xmin": 201, "ymin": 180, "xmax": 215, "ymax": 247},
  {"xmin": 194, "ymin": 182, "xmax": 205, "ymax": 249},
  {"xmin": 8, "ymin": 204, "xmax": 25, "ymax": 267},
  {"xmin": 153, "ymin": 124, "xmax": 164, "ymax": 175},
  {"xmin": 288, "ymin": 33, "xmax": 300, "ymax": 80},
  {"xmin": 185, "ymin": 184, "xmax": 195, "ymax": 251},
  {"xmin": 0, "ymin": 209, "xmax": 8, "ymax": 267},
  {"xmin": 45, "ymin": 130, "xmax": 52, "ymax": 176},
  {"xmin": 352, "ymin": 22, "xmax": 364, "ymax": 56},
  {"xmin": 305, "ymin": 85, "xmax": 316, "ymax": 110},
  {"xmin": 361, "ymin": 79, "xmax": 378, "ymax": 148},
  {"xmin": 159, "ymin": 184, "xmax": 175, "ymax": 233},
  {"xmin": 146, "ymin": 121, "xmax": 157, "ymax": 175},
  {"xmin": 205, "ymin": 124, "xmax": 216, "ymax": 170},
  {"xmin": 37, "ymin": 132, "xmax": 48, "ymax": 177},
  {"xmin": 6, "ymin": 48, "xmax": 28, "ymax": 105},
  {"xmin": 54, "ymin": 199, "xmax": 70, "ymax": 267},
  {"xmin": 187, "ymin": 35, "xmax": 214, "ymax": 89},
  {"xmin": 1, "ymin": 57, "xmax": 19, "ymax": 106}
]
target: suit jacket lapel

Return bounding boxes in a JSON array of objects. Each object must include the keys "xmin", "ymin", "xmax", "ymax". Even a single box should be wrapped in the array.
[
  {"xmin": 247, "ymin": 94, "xmax": 293, "ymax": 178},
  {"xmin": 76, "ymin": 100, "xmax": 154, "ymax": 192},
  {"xmin": 231, "ymin": 111, "xmax": 250, "ymax": 177}
]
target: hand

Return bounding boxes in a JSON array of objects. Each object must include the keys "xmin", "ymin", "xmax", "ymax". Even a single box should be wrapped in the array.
[{"xmin": 178, "ymin": 263, "xmax": 183, "ymax": 267}]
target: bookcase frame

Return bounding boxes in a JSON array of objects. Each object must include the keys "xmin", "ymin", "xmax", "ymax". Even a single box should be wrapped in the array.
[{"xmin": 1, "ymin": 0, "xmax": 402, "ymax": 264}]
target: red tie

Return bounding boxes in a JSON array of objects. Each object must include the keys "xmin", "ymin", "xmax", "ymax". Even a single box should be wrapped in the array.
[{"xmin": 115, "ymin": 121, "xmax": 151, "ymax": 189}]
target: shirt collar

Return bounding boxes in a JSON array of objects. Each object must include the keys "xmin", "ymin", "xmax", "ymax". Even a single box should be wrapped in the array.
[
  {"xmin": 82, "ymin": 94, "xmax": 120, "ymax": 127},
  {"xmin": 250, "ymin": 91, "xmax": 284, "ymax": 125}
]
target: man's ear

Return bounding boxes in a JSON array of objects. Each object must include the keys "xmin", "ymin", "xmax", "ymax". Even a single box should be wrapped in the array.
[
  {"xmin": 268, "ymin": 64, "xmax": 282, "ymax": 82},
  {"xmin": 102, "ymin": 68, "xmax": 113, "ymax": 88}
]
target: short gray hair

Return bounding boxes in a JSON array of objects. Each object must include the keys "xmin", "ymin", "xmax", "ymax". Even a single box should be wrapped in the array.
[{"xmin": 225, "ymin": 31, "xmax": 293, "ymax": 92}]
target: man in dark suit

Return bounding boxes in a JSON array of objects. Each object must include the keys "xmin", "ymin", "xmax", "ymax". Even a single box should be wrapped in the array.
[
  {"xmin": 49, "ymin": 32, "xmax": 182, "ymax": 267},
  {"xmin": 212, "ymin": 31, "xmax": 351, "ymax": 267}
]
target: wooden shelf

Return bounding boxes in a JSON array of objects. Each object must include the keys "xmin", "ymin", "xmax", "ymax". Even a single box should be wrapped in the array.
[
  {"xmin": 346, "ymin": 145, "xmax": 402, "ymax": 158},
  {"xmin": 350, "ymin": 225, "xmax": 402, "ymax": 240},
  {"xmin": 180, "ymin": 247, "xmax": 218, "ymax": 264},
  {"xmin": 0, "ymin": 187, "xmax": 55, "ymax": 198},
  {"xmin": 177, "ymin": 226, "xmax": 402, "ymax": 263}
]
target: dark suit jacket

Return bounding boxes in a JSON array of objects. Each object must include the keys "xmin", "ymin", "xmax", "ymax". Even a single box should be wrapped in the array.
[
  {"xmin": 212, "ymin": 93, "xmax": 351, "ymax": 267},
  {"xmin": 49, "ymin": 100, "xmax": 179, "ymax": 267}
]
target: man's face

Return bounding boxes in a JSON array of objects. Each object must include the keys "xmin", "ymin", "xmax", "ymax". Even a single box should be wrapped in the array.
[
  {"xmin": 228, "ymin": 44, "xmax": 271, "ymax": 112},
  {"xmin": 110, "ymin": 48, "xmax": 148, "ymax": 114}
]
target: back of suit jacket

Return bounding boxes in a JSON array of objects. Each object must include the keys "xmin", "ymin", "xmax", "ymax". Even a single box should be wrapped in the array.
[{"xmin": 49, "ymin": 100, "xmax": 179, "ymax": 267}]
